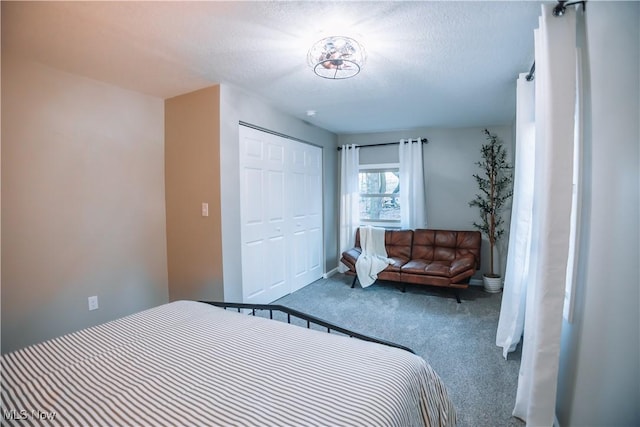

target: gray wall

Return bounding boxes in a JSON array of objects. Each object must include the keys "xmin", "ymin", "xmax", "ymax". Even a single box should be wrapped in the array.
[
  {"xmin": 1, "ymin": 55, "xmax": 169, "ymax": 353},
  {"xmin": 339, "ymin": 126, "xmax": 514, "ymax": 279},
  {"xmin": 219, "ymin": 83, "xmax": 339, "ymax": 302},
  {"xmin": 556, "ymin": 3, "xmax": 640, "ymax": 425}
]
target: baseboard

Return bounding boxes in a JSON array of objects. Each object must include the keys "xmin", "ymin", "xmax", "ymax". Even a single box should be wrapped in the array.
[
  {"xmin": 470, "ymin": 278, "xmax": 483, "ymax": 286},
  {"xmin": 323, "ymin": 267, "xmax": 339, "ymax": 279}
]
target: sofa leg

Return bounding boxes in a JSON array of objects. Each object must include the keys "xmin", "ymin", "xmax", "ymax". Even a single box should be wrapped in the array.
[
  {"xmin": 351, "ymin": 275, "xmax": 358, "ymax": 288},
  {"xmin": 453, "ymin": 289, "xmax": 461, "ymax": 304}
]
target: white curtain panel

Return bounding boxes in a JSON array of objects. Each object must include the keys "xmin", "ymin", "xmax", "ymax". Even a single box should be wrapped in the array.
[
  {"xmin": 563, "ymin": 46, "xmax": 584, "ymax": 324},
  {"xmin": 399, "ymin": 139, "xmax": 427, "ymax": 229},
  {"xmin": 496, "ymin": 74, "xmax": 536, "ymax": 359},
  {"xmin": 513, "ymin": 4, "xmax": 577, "ymax": 426},
  {"xmin": 338, "ymin": 145, "xmax": 360, "ymax": 272}
]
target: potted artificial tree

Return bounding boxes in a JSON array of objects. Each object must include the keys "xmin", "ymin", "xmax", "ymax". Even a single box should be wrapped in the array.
[{"xmin": 469, "ymin": 129, "xmax": 513, "ymax": 293}]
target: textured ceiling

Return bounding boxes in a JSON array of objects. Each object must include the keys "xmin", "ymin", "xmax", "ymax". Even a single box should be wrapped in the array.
[{"xmin": 2, "ymin": 1, "xmax": 543, "ymax": 134}]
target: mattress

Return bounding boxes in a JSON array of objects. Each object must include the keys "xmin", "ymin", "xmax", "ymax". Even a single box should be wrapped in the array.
[{"xmin": 1, "ymin": 300, "xmax": 455, "ymax": 426}]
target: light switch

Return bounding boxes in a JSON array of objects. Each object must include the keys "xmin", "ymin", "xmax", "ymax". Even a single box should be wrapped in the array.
[{"xmin": 201, "ymin": 202, "xmax": 209, "ymax": 217}]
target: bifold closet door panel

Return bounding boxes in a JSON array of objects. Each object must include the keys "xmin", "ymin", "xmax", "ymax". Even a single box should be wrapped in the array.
[
  {"xmin": 288, "ymin": 143, "xmax": 323, "ymax": 292},
  {"xmin": 239, "ymin": 126, "xmax": 288, "ymax": 303}
]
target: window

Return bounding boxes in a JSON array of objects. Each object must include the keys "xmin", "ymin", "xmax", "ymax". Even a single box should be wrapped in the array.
[{"xmin": 359, "ymin": 164, "xmax": 400, "ymax": 226}]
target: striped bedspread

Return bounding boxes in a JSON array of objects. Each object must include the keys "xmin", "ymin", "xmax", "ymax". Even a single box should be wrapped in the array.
[{"xmin": 1, "ymin": 301, "xmax": 455, "ymax": 426}]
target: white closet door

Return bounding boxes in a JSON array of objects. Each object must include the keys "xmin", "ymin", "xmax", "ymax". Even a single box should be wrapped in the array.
[
  {"xmin": 239, "ymin": 125, "xmax": 323, "ymax": 303},
  {"xmin": 288, "ymin": 143, "xmax": 324, "ymax": 292},
  {"xmin": 239, "ymin": 126, "xmax": 288, "ymax": 303}
]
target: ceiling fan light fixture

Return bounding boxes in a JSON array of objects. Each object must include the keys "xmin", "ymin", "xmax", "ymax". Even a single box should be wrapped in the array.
[{"xmin": 308, "ymin": 36, "xmax": 365, "ymax": 80}]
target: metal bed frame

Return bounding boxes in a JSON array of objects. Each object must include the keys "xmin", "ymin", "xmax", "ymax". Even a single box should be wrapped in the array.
[{"xmin": 200, "ymin": 301, "xmax": 415, "ymax": 354}]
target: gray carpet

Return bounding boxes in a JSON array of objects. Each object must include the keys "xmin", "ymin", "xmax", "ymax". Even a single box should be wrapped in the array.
[{"xmin": 273, "ymin": 274, "xmax": 524, "ymax": 427}]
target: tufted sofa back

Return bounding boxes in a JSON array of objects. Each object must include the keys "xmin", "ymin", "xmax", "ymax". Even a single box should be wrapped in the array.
[
  {"xmin": 354, "ymin": 228, "xmax": 413, "ymax": 260},
  {"xmin": 411, "ymin": 229, "xmax": 482, "ymax": 269}
]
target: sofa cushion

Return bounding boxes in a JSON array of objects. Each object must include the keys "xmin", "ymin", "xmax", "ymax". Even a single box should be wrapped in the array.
[
  {"xmin": 386, "ymin": 257, "xmax": 408, "ymax": 272},
  {"xmin": 401, "ymin": 253, "xmax": 477, "ymax": 278},
  {"xmin": 402, "ymin": 260, "xmax": 452, "ymax": 277}
]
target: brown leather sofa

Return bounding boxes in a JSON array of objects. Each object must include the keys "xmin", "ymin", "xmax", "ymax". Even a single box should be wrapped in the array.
[{"xmin": 340, "ymin": 228, "xmax": 482, "ymax": 302}]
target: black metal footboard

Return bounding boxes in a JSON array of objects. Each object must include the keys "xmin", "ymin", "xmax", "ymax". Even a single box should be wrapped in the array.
[{"xmin": 200, "ymin": 301, "xmax": 414, "ymax": 354}]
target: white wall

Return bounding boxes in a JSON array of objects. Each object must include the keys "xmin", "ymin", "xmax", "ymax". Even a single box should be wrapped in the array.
[
  {"xmin": 219, "ymin": 84, "xmax": 338, "ymax": 302},
  {"xmin": 556, "ymin": 3, "xmax": 640, "ymax": 425},
  {"xmin": 1, "ymin": 56, "xmax": 169, "ymax": 353},
  {"xmin": 339, "ymin": 126, "xmax": 514, "ymax": 279}
]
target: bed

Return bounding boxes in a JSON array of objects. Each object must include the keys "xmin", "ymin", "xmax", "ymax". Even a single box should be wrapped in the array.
[{"xmin": 1, "ymin": 300, "xmax": 456, "ymax": 426}]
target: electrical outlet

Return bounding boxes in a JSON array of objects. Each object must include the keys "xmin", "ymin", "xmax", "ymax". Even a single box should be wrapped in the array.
[{"xmin": 88, "ymin": 296, "xmax": 99, "ymax": 311}]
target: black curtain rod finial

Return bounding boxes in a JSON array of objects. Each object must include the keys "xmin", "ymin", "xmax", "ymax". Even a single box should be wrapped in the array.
[
  {"xmin": 553, "ymin": 0, "xmax": 586, "ymax": 17},
  {"xmin": 526, "ymin": 62, "xmax": 535, "ymax": 82}
]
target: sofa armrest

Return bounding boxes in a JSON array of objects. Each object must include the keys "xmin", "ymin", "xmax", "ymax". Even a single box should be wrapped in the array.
[
  {"xmin": 340, "ymin": 247, "xmax": 362, "ymax": 271},
  {"xmin": 449, "ymin": 254, "xmax": 477, "ymax": 276}
]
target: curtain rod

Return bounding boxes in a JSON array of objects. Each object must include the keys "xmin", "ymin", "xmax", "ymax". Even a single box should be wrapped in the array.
[
  {"xmin": 524, "ymin": 0, "xmax": 586, "ymax": 82},
  {"xmin": 337, "ymin": 138, "xmax": 428, "ymax": 151},
  {"xmin": 526, "ymin": 62, "xmax": 535, "ymax": 81},
  {"xmin": 238, "ymin": 121, "xmax": 320, "ymax": 147}
]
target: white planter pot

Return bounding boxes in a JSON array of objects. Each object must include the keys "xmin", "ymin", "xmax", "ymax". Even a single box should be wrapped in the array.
[{"xmin": 483, "ymin": 276, "xmax": 502, "ymax": 293}]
